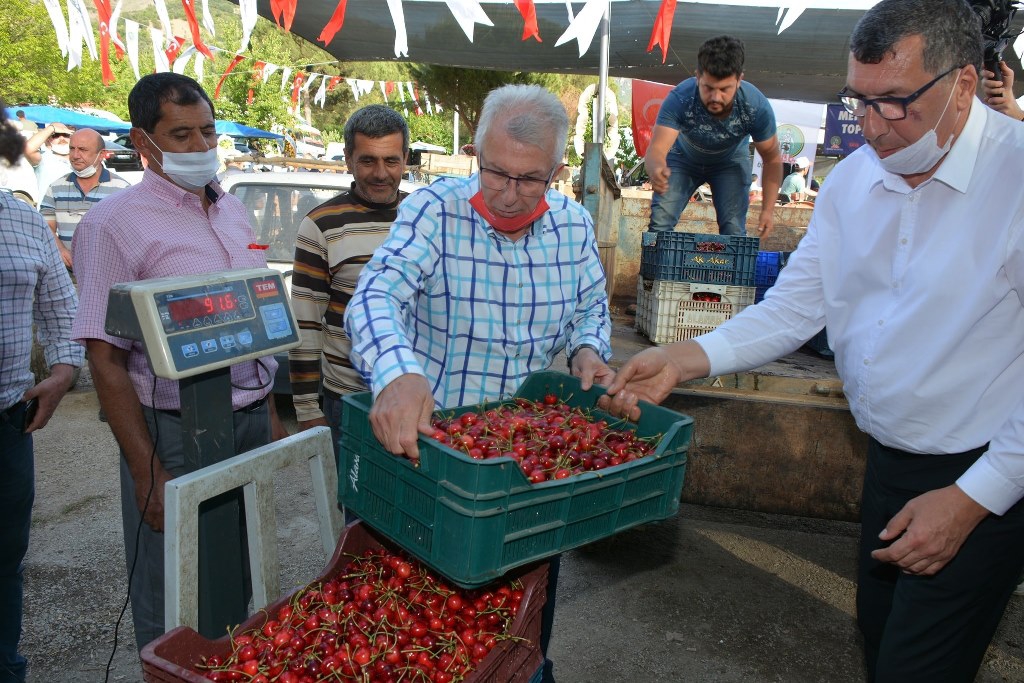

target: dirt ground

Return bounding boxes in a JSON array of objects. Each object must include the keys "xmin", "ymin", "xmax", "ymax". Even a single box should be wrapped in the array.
[{"xmin": 20, "ymin": 368, "xmax": 1024, "ymax": 683}]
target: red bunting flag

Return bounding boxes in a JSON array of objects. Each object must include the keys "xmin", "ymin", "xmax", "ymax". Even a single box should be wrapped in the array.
[
  {"xmin": 247, "ymin": 61, "xmax": 265, "ymax": 104},
  {"xmin": 514, "ymin": 0, "xmax": 541, "ymax": 42},
  {"xmin": 646, "ymin": 0, "xmax": 677, "ymax": 64},
  {"xmin": 92, "ymin": 0, "xmax": 116, "ymax": 85},
  {"xmin": 270, "ymin": 0, "xmax": 297, "ymax": 31},
  {"xmin": 385, "ymin": 81, "xmax": 395, "ymax": 97},
  {"xmin": 318, "ymin": 0, "xmax": 348, "ymax": 46},
  {"xmin": 164, "ymin": 35, "xmax": 186, "ymax": 65},
  {"xmin": 327, "ymin": 75, "xmax": 343, "ymax": 91},
  {"xmin": 181, "ymin": 0, "xmax": 214, "ymax": 59},
  {"xmin": 215, "ymin": 53, "xmax": 245, "ymax": 99},
  {"xmin": 291, "ymin": 72, "xmax": 306, "ymax": 105}
]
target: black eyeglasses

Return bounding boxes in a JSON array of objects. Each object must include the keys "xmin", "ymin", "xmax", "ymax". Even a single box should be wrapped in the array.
[
  {"xmin": 837, "ymin": 65, "xmax": 962, "ymax": 121},
  {"xmin": 478, "ymin": 159, "xmax": 555, "ymax": 198}
]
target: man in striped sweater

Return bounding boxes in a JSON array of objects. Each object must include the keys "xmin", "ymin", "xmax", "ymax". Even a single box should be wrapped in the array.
[{"xmin": 289, "ymin": 105, "xmax": 409, "ymax": 448}]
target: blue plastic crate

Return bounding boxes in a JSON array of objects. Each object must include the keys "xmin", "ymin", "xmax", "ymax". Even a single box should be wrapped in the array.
[
  {"xmin": 640, "ymin": 232, "xmax": 759, "ymax": 286},
  {"xmin": 755, "ymin": 251, "xmax": 782, "ymax": 287},
  {"xmin": 755, "ymin": 285, "xmax": 769, "ymax": 304},
  {"xmin": 804, "ymin": 327, "xmax": 833, "ymax": 357}
]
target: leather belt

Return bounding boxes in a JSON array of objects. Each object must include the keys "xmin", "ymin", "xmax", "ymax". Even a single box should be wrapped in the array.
[{"xmin": 155, "ymin": 394, "xmax": 269, "ymax": 419}]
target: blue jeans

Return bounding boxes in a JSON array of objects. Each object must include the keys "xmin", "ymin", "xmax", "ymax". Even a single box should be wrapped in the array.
[
  {"xmin": 0, "ymin": 404, "xmax": 33, "ymax": 683},
  {"xmin": 648, "ymin": 152, "xmax": 752, "ymax": 235}
]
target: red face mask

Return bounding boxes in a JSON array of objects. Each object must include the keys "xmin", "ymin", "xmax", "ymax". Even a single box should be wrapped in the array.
[{"xmin": 469, "ymin": 190, "xmax": 550, "ymax": 234}]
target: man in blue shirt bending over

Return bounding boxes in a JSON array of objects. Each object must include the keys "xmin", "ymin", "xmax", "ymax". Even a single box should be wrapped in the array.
[{"xmin": 645, "ymin": 35, "xmax": 784, "ymax": 238}]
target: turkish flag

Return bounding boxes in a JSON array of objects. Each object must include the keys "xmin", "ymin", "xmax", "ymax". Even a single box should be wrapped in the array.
[
  {"xmin": 318, "ymin": 0, "xmax": 348, "ymax": 46},
  {"xmin": 631, "ymin": 79, "xmax": 672, "ymax": 158},
  {"xmin": 513, "ymin": 0, "xmax": 541, "ymax": 42},
  {"xmin": 92, "ymin": 0, "xmax": 115, "ymax": 84},
  {"xmin": 181, "ymin": 0, "xmax": 214, "ymax": 59},
  {"xmin": 291, "ymin": 72, "xmax": 306, "ymax": 105},
  {"xmin": 646, "ymin": 0, "xmax": 676, "ymax": 64},
  {"xmin": 164, "ymin": 35, "xmax": 185, "ymax": 64},
  {"xmin": 327, "ymin": 75, "xmax": 342, "ymax": 91}
]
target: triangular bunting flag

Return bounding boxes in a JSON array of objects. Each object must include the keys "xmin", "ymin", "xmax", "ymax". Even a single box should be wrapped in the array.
[
  {"xmin": 262, "ymin": 63, "xmax": 279, "ymax": 84},
  {"xmin": 215, "ymin": 53, "xmax": 245, "ymax": 98},
  {"xmin": 318, "ymin": 0, "xmax": 348, "ymax": 46},
  {"xmin": 442, "ymin": 0, "xmax": 493, "ymax": 43},
  {"xmin": 281, "ymin": 66, "xmax": 292, "ymax": 91},
  {"xmin": 152, "ymin": 0, "xmax": 173, "ymax": 39},
  {"xmin": 92, "ymin": 0, "xmax": 116, "ymax": 84},
  {"xmin": 513, "ymin": 0, "xmax": 541, "ymax": 42},
  {"xmin": 172, "ymin": 45, "xmax": 195, "ymax": 74},
  {"xmin": 270, "ymin": 0, "xmax": 297, "ymax": 31},
  {"xmin": 646, "ymin": 0, "xmax": 676, "ymax": 64},
  {"xmin": 238, "ymin": 0, "xmax": 257, "ymax": 52},
  {"xmin": 201, "ymin": 0, "xmax": 215, "ymax": 36},
  {"xmin": 181, "ymin": 0, "xmax": 214, "ymax": 59},
  {"xmin": 385, "ymin": 0, "xmax": 409, "ymax": 57},
  {"xmin": 554, "ymin": 0, "xmax": 607, "ymax": 58},
  {"xmin": 125, "ymin": 19, "xmax": 140, "ymax": 79},
  {"xmin": 150, "ymin": 27, "xmax": 169, "ymax": 73},
  {"xmin": 43, "ymin": 0, "xmax": 70, "ymax": 57}
]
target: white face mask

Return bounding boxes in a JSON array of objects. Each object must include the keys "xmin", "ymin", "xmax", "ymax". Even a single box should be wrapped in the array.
[
  {"xmin": 50, "ymin": 141, "xmax": 70, "ymax": 156},
  {"xmin": 874, "ymin": 72, "xmax": 961, "ymax": 176},
  {"xmin": 143, "ymin": 131, "xmax": 220, "ymax": 190},
  {"xmin": 72, "ymin": 153, "xmax": 101, "ymax": 178}
]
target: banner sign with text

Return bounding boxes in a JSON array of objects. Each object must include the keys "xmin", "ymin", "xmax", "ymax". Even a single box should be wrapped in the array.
[{"xmin": 823, "ymin": 103, "xmax": 865, "ymax": 156}]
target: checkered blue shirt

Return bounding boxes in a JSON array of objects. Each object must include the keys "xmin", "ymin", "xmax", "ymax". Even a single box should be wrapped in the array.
[
  {"xmin": 0, "ymin": 191, "xmax": 83, "ymax": 410},
  {"xmin": 346, "ymin": 174, "xmax": 611, "ymax": 409}
]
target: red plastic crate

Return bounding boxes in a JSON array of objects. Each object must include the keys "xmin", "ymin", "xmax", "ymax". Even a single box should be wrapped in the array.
[{"xmin": 141, "ymin": 522, "xmax": 547, "ymax": 683}]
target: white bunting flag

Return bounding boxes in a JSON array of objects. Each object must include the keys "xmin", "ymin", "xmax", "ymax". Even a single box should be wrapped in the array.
[
  {"xmin": 349, "ymin": 79, "xmax": 361, "ymax": 101},
  {"xmin": 442, "ymin": 0, "xmax": 493, "ymax": 42},
  {"xmin": 125, "ymin": 19, "xmax": 140, "ymax": 79},
  {"xmin": 262, "ymin": 63, "xmax": 279, "ymax": 84},
  {"xmin": 281, "ymin": 67, "xmax": 292, "ymax": 91},
  {"xmin": 152, "ymin": 0, "xmax": 173, "ymax": 40},
  {"xmin": 173, "ymin": 45, "xmax": 195, "ymax": 74},
  {"xmin": 314, "ymin": 76, "xmax": 328, "ymax": 107},
  {"xmin": 424, "ymin": 91, "xmax": 433, "ymax": 115},
  {"xmin": 43, "ymin": 0, "xmax": 70, "ymax": 57},
  {"xmin": 385, "ymin": 0, "xmax": 409, "ymax": 57},
  {"xmin": 302, "ymin": 73, "xmax": 320, "ymax": 93},
  {"xmin": 238, "ymin": 0, "xmax": 257, "ymax": 52},
  {"xmin": 554, "ymin": 0, "xmax": 607, "ymax": 58},
  {"xmin": 202, "ymin": 0, "xmax": 215, "ymax": 36},
  {"xmin": 151, "ymin": 26, "xmax": 170, "ymax": 73},
  {"xmin": 68, "ymin": 0, "xmax": 98, "ymax": 62},
  {"xmin": 776, "ymin": 2, "xmax": 808, "ymax": 34},
  {"xmin": 109, "ymin": 0, "xmax": 126, "ymax": 52},
  {"xmin": 193, "ymin": 51, "xmax": 205, "ymax": 80},
  {"xmin": 356, "ymin": 79, "xmax": 374, "ymax": 98},
  {"xmin": 379, "ymin": 81, "xmax": 389, "ymax": 103}
]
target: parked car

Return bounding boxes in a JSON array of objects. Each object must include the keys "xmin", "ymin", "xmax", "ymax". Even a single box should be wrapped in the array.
[
  {"xmin": 103, "ymin": 138, "xmax": 143, "ymax": 172},
  {"xmin": 219, "ymin": 171, "xmax": 424, "ymax": 393}
]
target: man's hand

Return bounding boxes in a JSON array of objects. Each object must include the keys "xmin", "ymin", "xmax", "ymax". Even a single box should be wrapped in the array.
[
  {"xmin": 756, "ymin": 204, "xmax": 776, "ymax": 239},
  {"xmin": 22, "ymin": 363, "xmax": 76, "ymax": 433},
  {"xmin": 266, "ymin": 394, "xmax": 289, "ymax": 441},
  {"xmin": 981, "ymin": 61, "xmax": 1024, "ymax": 120},
  {"xmin": 569, "ymin": 347, "xmax": 615, "ymax": 391},
  {"xmin": 132, "ymin": 461, "xmax": 175, "ymax": 533},
  {"xmin": 870, "ymin": 485, "xmax": 990, "ymax": 576},
  {"xmin": 648, "ymin": 165, "xmax": 671, "ymax": 195},
  {"xmin": 57, "ymin": 242, "xmax": 73, "ymax": 269},
  {"xmin": 369, "ymin": 374, "xmax": 435, "ymax": 461}
]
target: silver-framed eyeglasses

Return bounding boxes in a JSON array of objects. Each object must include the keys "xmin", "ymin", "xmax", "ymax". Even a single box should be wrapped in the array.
[
  {"xmin": 837, "ymin": 65, "xmax": 962, "ymax": 121},
  {"xmin": 478, "ymin": 160, "xmax": 555, "ymax": 198}
]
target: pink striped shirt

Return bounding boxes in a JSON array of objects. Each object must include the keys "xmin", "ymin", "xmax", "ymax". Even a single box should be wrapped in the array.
[{"xmin": 71, "ymin": 170, "xmax": 278, "ymax": 410}]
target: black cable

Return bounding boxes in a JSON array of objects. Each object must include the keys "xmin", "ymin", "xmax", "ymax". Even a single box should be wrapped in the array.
[
  {"xmin": 229, "ymin": 357, "xmax": 273, "ymax": 392},
  {"xmin": 105, "ymin": 380, "xmax": 160, "ymax": 683}
]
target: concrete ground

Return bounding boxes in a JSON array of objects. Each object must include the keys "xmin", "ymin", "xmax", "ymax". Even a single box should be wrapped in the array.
[{"xmin": 20, "ymin": 370, "xmax": 1024, "ymax": 682}]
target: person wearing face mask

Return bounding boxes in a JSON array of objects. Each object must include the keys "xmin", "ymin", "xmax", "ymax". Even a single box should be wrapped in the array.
[
  {"xmin": 599, "ymin": 1, "xmax": 1024, "ymax": 680},
  {"xmin": 39, "ymin": 128, "xmax": 129, "ymax": 271},
  {"xmin": 69, "ymin": 72, "xmax": 289, "ymax": 654},
  {"xmin": 345, "ymin": 84, "xmax": 612, "ymax": 683},
  {"xmin": 23, "ymin": 122, "xmax": 74, "ymax": 199}
]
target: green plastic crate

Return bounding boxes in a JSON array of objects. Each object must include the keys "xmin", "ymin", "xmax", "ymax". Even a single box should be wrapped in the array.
[{"xmin": 338, "ymin": 370, "xmax": 694, "ymax": 587}]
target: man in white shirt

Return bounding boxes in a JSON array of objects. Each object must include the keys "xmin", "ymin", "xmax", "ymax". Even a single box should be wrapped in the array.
[{"xmin": 601, "ymin": 1, "xmax": 1024, "ymax": 680}]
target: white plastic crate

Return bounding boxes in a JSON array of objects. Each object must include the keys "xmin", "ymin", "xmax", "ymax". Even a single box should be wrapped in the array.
[{"xmin": 635, "ymin": 278, "xmax": 755, "ymax": 345}]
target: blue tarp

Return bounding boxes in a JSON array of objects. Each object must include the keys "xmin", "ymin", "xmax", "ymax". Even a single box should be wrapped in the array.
[
  {"xmin": 215, "ymin": 120, "xmax": 283, "ymax": 140},
  {"xmin": 6, "ymin": 105, "xmax": 131, "ymax": 134}
]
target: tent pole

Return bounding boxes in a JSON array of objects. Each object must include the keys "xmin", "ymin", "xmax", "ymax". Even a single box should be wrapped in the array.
[
  {"xmin": 593, "ymin": 3, "xmax": 610, "ymax": 146},
  {"xmin": 454, "ymin": 110, "xmax": 459, "ymax": 154}
]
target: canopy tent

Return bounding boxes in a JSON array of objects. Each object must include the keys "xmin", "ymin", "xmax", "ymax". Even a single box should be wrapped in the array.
[
  {"xmin": 6, "ymin": 105, "xmax": 131, "ymax": 134},
  {"xmin": 215, "ymin": 120, "xmax": 284, "ymax": 140},
  {"xmin": 410, "ymin": 140, "xmax": 448, "ymax": 152},
  {"xmin": 248, "ymin": 0, "xmax": 1024, "ymax": 104}
]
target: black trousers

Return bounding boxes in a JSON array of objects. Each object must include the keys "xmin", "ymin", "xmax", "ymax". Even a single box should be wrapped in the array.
[{"xmin": 857, "ymin": 438, "xmax": 1024, "ymax": 682}]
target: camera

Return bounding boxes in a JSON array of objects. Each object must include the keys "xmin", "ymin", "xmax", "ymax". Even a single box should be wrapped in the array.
[{"xmin": 969, "ymin": 0, "xmax": 1021, "ymax": 73}]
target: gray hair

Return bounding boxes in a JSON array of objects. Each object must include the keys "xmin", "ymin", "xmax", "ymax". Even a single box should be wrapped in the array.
[
  {"xmin": 850, "ymin": 0, "xmax": 982, "ymax": 75},
  {"xmin": 343, "ymin": 105, "xmax": 409, "ymax": 158},
  {"xmin": 475, "ymin": 84, "xmax": 569, "ymax": 167}
]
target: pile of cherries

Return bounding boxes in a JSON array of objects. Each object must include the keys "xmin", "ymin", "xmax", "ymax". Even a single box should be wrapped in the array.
[
  {"xmin": 695, "ymin": 241, "xmax": 728, "ymax": 252},
  {"xmin": 195, "ymin": 548, "xmax": 527, "ymax": 682},
  {"xmin": 427, "ymin": 395, "xmax": 658, "ymax": 483}
]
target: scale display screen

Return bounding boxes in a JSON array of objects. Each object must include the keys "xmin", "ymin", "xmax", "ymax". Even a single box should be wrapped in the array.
[{"xmin": 157, "ymin": 281, "xmax": 255, "ymax": 334}]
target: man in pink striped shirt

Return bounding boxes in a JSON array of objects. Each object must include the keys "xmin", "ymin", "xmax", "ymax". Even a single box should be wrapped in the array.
[{"xmin": 71, "ymin": 73, "xmax": 286, "ymax": 651}]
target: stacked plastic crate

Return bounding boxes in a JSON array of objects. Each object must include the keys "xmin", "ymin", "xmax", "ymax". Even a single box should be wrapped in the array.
[
  {"xmin": 753, "ymin": 250, "xmax": 832, "ymax": 358},
  {"xmin": 636, "ymin": 232, "xmax": 759, "ymax": 344}
]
